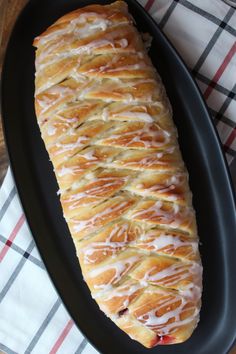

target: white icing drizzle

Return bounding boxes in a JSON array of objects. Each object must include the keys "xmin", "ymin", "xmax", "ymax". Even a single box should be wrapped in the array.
[
  {"xmin": 179, "ymin": 283, "xmax": 202, "ymax": 301},
  {"xmin": 139, "ymin": 184, "xmax": 175, "ymax": 194},
  {"xmin": 74, "ymin": 39, "xmax": 115, "ymax": 55},
  {"xmin": 73, "ymin": 12, "xmax": 107, "ymax": 23},
  {"xmin": 154, "ymin": 184, "xmax": 176, "ymax": 194},
  {"xmin": 56, "ymin": 152, "xmax": 97, "ymax": 177},
  {"xmin": 64, "ymin": 176, "xmax": 127, "ymax": 209},
  {"xmin": 116, "ymin": 147, "xmax": 176, "ymax": 169},
  {"xmin": 132, "ymin": 78, "xmax": 156, "ymax": 85},
  {"xmin": 54, "ymin": 114, "xmax": 78, "ymax": 125},
  {"xmin": 67, "ymin": 191, "xmax": 97, "ymax": 206},
  {"xmin": 37, "ymin": 31, "xmax": 130, "ymax": 76},
  {"xmin": 142, "ymin": 262, "xmax": 201, "ymax": 288},
  {"xmin": 47, "ymin": 124, "xmax": 57, "ymax": 136},
  {"xmin": 156, "ymin": 152, "xmax": 164, "ymax": 159},
  {"xmin": 103, "ymin": 123, "xmax": 171, "ymax": 148},
  {"xmin": 137, "ymin": 292, "xmax": 199, "ymax": 335},
  {"xmin": 110, "ymin": 63, "xmax": 150, "ymax": 72},
  {"xmin": 78, "ymin": 81, "xmax": 101, "ymax": 99},
  {"xmin": 89, "ymin": 256, "xmax": 139, "ymax": 289},
  {"xmin": 37, "ymin": 85, "xmax": 75, "ymax": 115},
  {"xmin": 102, "ymin": 107, "xmax": 109, "ymax": 121},
  {"xmin": 132, "ymin": 173, "xmax": 185, "ymax": 196},
  {"xmin": 75, "ymin": 19, "xmax": 111, "ymax": 37},
  {"xmin": 85, "ymin": 62, "xmax": 150, "ymax": 75},
  {"xmin": 36, "ymin": 55, "xmax": 66, "ymax": 73},
  {"xmin": 123, "ymin": 299, "xmax": 129, "ymax": 308},
  {"xmin": 94, "ymin": 282, "xmax": 144, "ymax": 312},
  {"xmin": 99, "ymin": 63, "xmax": 151, "ymax": 73},
  {"xmin": 111, "ymin": 111, "xmax": 154, "ymax": 123},
  {"xmin": 83, "ymin": 240, "xmax": 126, "ymax": 263},
  {"xmin": 104, "ymin": 282, "xmax": 143, "ymax": 300},
  {"xmin": 37, "ymin": 12, "xmax": 111, "ymax": 45},
  {"xmin": 60, "ymin": 149, "xmax": 97, "ymax": 162},
  {"xmin": 57, "ymin": 166, "xmax": 74, "ymax": 177},
  {"xmin": 80, "ymin": 222, "xmax": 130, "ymax": 264},
  {"xmin": 137, "ymin": 233, "xmax": 198, "ymax": 256},
  {"xmin": 72, "ymin": 201, "xmax": 131, "ymax": 233},
  {"xmin": 131, "ymin": 200, "xmax": 194, "ymax": 230},
  {"xmin": 36, "ymin": 40, "xmax": 66, "ymax": 66},
  {"xmin": 53, "ymin": 136, "xmax": 87, "ymax": 156},
  {"xmin": 125, "ymin": 155, "xmax": 168, "ymax": 168},
  {"xmin": 37, "ymin": 13, "xmax": 110, "ymax": 45},
  {"xmin": 37, "ymin": 36, "xmax": 114, "ymax": 68},
  {"xmin": 117, "ymin": 38, "xmax": 128, "ymax": 48}
]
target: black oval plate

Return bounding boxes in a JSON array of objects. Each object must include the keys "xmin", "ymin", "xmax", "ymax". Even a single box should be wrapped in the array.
[{"xmin": 1, "ymin": 1, "xmax": 236, "ymax": 353}]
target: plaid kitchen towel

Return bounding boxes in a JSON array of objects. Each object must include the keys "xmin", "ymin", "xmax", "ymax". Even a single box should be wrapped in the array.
[
  {"xmin": 0, "ymin": 170, "xmax": 96, "ymax": 354},
  {"xmin": 0, "ymin": 1, "xmax": 235, "ymax": 353},
  {"xmin": 143, "ymin": 0, "xmax": 236, "ymax": 164}
]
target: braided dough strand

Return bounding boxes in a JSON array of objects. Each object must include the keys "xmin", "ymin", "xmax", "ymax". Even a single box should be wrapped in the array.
[{"xmin": 34, "ymin": 1, "xmax": 202, "ymax": 348}]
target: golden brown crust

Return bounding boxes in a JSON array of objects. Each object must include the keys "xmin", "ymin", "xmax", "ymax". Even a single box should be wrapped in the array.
[{"xmin": 34, "ymin": 1, "xmax": 202, "ymax": 348}]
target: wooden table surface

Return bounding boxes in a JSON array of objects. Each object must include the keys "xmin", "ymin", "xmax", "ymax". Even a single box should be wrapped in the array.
[
  {"xmin": 0, "ymin": 0, "xmax": 28, "ymax": 185},
  {"xmin": 0, "ymin": 1, "xmax": 235, "ymax": 353}
]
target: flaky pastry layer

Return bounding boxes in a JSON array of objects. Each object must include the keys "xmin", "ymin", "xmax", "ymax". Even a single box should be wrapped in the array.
[{"xmin": 33, "ymin": 1, "xmax": 202, "ymax": 348}]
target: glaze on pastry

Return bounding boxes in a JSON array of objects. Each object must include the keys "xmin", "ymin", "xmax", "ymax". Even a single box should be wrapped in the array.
[{"xmin": 33, "ymin": 1, "xmax": 202, "ymax": 348}]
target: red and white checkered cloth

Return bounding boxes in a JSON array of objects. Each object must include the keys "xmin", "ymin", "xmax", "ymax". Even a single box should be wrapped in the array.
[{"xmin": 0, "ymin": 1, "xmax": 235, "ymax": 353}]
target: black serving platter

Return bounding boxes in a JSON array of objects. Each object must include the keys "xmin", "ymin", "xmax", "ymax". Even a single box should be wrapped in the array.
[{"xmin": 1, "ymin": 0, "xmax": 236, "ymax": 353}]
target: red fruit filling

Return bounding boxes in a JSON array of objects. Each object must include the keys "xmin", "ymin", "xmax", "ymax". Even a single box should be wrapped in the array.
[{"xmin": 151, "ymin": 335, "xmax": 174, "ymax": 347}]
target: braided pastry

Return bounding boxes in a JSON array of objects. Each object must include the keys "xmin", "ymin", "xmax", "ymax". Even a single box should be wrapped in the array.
[{"xmin": 33, "ymin": 1, "xmax": 202, "ymax": 348}]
